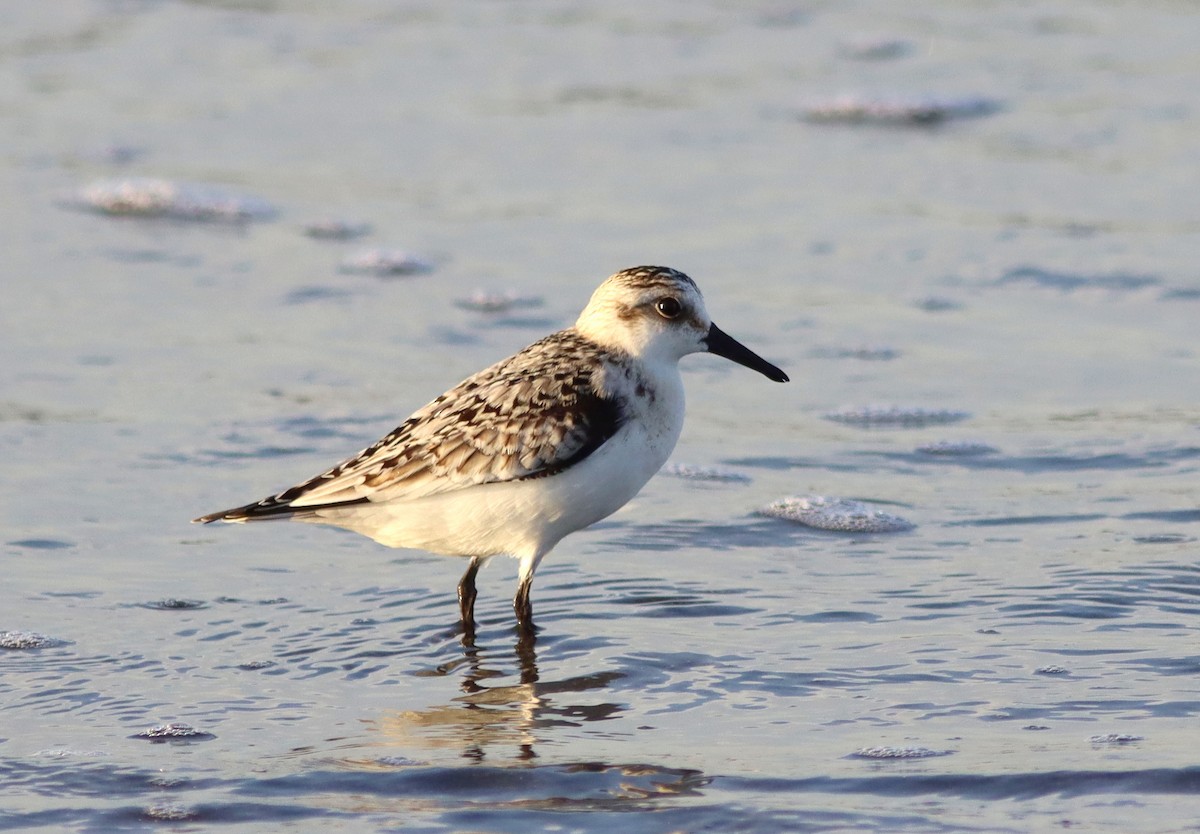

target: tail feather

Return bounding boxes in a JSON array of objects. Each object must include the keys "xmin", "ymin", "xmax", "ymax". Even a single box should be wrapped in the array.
[{"xmin": 192, "ymin": 495, "xmax": 368, "ymax": 524}]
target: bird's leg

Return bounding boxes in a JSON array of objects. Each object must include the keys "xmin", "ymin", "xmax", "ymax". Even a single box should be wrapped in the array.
[
  {"xmin": 457, "ymin": 557, "xmax": 480, "ymax": 634},
  {"xmin": 513, "ymin": 575, "xmax": 536, "ymax": 638}
]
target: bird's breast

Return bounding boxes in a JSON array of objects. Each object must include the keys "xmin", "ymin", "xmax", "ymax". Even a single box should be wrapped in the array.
[{"xmin": 608, "ymin": 362, "xmax": 685, "ymax": 476}]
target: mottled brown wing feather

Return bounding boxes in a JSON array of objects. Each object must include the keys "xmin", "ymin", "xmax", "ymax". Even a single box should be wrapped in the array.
[{"xmin": 194, "ymin": 330, "xmax": 624, "ymax": 522}]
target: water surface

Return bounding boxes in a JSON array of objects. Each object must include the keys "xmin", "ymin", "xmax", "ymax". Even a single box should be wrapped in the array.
[{"xmin": 3, "ymin": 2, "xmax": 1200, "ymax": 831}]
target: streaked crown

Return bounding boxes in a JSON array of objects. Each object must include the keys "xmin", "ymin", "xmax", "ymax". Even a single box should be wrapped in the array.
[{"xmin": 574, "ymin": 266, "xmax": 711, "ymax": 360}]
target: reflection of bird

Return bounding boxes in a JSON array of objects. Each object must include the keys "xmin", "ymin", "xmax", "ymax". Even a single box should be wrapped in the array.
[{"xmin": 194, "ymin": 266, "xmax": 788, "ymax": 635}]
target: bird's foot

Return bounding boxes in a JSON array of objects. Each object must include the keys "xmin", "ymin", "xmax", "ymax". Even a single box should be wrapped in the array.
[{"xmin": 513, "ymin": 578, "xmax": 535, "ymax": 635}]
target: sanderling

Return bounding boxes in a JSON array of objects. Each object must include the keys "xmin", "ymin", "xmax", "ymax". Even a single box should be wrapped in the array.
[{"xmin": 194, "ymin": 266, "xmax": 788, "ymax": 635}]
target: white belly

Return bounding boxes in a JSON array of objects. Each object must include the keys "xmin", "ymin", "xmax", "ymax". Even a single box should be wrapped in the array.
[{"xmin": 307, "ymin": 370, "xmax": 685, "ymax": 561}]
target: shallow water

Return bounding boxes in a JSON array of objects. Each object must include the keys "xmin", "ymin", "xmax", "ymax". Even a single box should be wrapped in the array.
[{"xmin": 3, "ymin": 1, "xmax": 1200, "ymax": 831}]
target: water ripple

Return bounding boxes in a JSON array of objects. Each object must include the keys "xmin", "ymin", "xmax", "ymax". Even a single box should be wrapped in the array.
[{"xmin": 724, "ymin": 767, "xmax": 1200, "ymax": 800}]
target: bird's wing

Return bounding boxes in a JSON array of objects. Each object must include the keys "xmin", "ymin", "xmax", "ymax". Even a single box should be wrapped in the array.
[{"xmin": 194, "ymin": 331, "xmax": 625, "ymax": 522}]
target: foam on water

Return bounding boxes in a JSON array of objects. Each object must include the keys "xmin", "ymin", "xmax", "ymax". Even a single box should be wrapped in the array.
[
  {"xmin": 850, "ymin": 747, "xmax": 954, "ymax": 760},
  {"xmin": 0, "ymin": 631, "xmax": 67, "ymax": 650},
  {"xmin": 801, "ymin": 94, "xmax": 1001, "ymax": 125},
  {"xmin": 453, "ymin": 290, "xmax": 545, "ymax": 313},
  {"xmin": 339, "ymin": 249, "xmax": 434, "ymax": 276},
  {"xmin": 758, "ymin": 496, "xmax": 915, "ymax": 532},
  {"xmin": 66, "ymin": 178, "xmax": 277, "ymax": 222},
  {"xmin": 132, "ymin": 724, "xmax": 215, "ymax": 743}
]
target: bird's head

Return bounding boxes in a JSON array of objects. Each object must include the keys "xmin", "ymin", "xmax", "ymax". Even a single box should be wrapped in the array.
[{"xmin": 575, "ymin": 265, "xmax": 788, "ymax": 382}]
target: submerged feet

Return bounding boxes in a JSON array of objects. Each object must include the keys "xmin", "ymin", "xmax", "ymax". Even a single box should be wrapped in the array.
[
  {"xmin": 456, "ymin": 557, "xmax": 538, "ymax": 642},
  {"xmin": 514, "ymin": 577, "xmax": 535, "ymax": 638}
]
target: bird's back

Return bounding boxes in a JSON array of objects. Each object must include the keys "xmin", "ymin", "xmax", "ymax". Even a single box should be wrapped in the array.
[{"xmin": 193, "ymin": 328, "xmax": 629, "ymax": 525}]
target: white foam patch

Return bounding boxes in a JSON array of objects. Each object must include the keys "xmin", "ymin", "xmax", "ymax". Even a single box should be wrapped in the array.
[
  {"xmin": 758, "ymin": 496, "xmax": 914, "ymax": 532},
  {"xmin": 0, "ymin": 630, "xmax": 66, "ymax": 650},
  {"xmin": 1089, "ymin": 733, "xmax": 1144, "ymax": 744},
  {"xmin": 454, "ymin": 290, "xmax": 544, "ymax": 313},
  {"xmin": 803, "ymin": 95, "xmax": 1000, "ymax": 125},
  {"xmin": 339, "ymin": 248, "xmax": 434, "ymax": 276},
  {"xmin": 133, "ymin": 723, "xmax": 215, "ymax": 742},
  {"xmin": 851, "ymin": 746, "xmax": 952, "ymax": 759},
  {"xmin": 68, "ymin": 178, "xmax": 277, "ymax": 222}
]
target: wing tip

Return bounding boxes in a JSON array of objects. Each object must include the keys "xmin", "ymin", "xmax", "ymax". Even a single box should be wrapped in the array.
[
  {"xmin": 191, "ymin": 499, "xmax": 291, "ymax": 524},
  {"xmin": 192, "ymin": 495, "xmax": 369, "ymax": 525},
  {"xmin": 191, "ymin": 508, "xmax": 252, "ymax": 524}
]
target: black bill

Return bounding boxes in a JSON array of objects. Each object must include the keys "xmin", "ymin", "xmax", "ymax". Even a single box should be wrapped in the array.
[{"xmin": 704, "ymin": 323, "xmax": 789, "ymax": 383}]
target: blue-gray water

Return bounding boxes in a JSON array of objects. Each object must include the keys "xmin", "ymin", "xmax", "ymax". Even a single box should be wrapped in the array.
[{"xmin": 4, "ymin": 2, "xmax": 1200, "ymax": 831}]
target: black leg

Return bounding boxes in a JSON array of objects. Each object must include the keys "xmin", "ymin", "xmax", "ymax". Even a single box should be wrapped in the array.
[
  {"xmin": 513, "ymin": 576, "xmax": 536, "ymax": 638},
  {"xmin": 457, "ymin": 557, "xmax": 480, "ymax": 633}
]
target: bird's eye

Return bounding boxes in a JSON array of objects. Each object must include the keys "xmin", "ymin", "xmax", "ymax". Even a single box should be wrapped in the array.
[{"xmin": 655, "ymin": 297, "xmax": 683, "ymax": 320}]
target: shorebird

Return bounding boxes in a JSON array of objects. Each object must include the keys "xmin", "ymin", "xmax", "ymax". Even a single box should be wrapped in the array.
[{"xmin": 194, "ymin": 266, "xmax": 788, "ymax": 636}]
